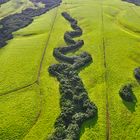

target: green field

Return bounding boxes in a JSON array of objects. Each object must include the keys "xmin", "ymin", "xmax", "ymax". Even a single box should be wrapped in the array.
[
  {"xmin": 0, "ymin": 0, "xmax": 140, "ymax": 139},
  {"xmin": 0, "ymin": 0, "xmax": 35, "ymax": 20}
]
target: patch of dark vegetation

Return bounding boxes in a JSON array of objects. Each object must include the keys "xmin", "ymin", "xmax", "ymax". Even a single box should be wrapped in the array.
[
  {"xmin": 122, "ymin": 0, "xmax": 140, "ymax": 6},
  {"xmin": 120, "ymin": 67, "xmax": 138, "ymax": 110},
  {"xmin": 0, "ymin": 0, "xmax": 62, "ymax": 48},
  {"xmin": 0, "ymin": 0, "xmax": 9, "ymax": 4},
  {"xmin": 119, "ymin": 84, "xmax": 134, "ymax": 102},
  {"xmin": 120, "ymin": 84, "xmax": 137, "ymax": 112},
  {"xmin": 48, "ymin": 12, "xmax": 97, "ymax": 140},
  {"xmin": 134, "ymin": 67, "xmax": 140, "ymax": 81}
]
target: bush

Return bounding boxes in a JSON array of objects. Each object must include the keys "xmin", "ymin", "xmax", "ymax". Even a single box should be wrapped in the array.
[
  {"xmin": 64, "ymin": 32, "xmax": 76, "ymax": 44},
  {"xmin": 119, "ymin": 84, "xmax": 133, "ymax": 102},
  {"xmin": 72, "ymin": 113, "xmax": 86, "ymax": 125}
]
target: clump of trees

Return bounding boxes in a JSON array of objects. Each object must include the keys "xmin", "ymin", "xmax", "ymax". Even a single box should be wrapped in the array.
[
  {"xmin": 48, "ymin": 12, "xmax": 97, "ymax": 140},
  {"xmin": 48, "ymin": 64, "xmax": 97, "ymax": 140},
  {"xmin": 62, "ymin": 12, "xmax": 77, "ymax": 24},
  {"xmin": 53, "ymin": 12, "xmax": 92, "ymax": 70},
  {"xmin": 119, "ymin": 84, "xmax": 134, "ymax": 102},
  {"xmin": 60, "ymin": 40, "xmax": 84, "ymax": 53}
]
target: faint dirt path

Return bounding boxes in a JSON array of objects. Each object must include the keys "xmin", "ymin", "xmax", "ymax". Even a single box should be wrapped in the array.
[
  {"xmin": 0, "ymin": 7, "xmax": 59, "ymax": 139},
  {"xmin": 100, "ymin": 1, "xmax": 111, "ymax": 140},
  {"xmin": 0, "ymin": 7, "xmax": 58, "ymax": 97},
  {"xmin": 37, "ymin": 7, "xmax": 58, "ymax": 84},
  {"xmin": 23, "ymin": 7, "xmax": 59, "ymax": 139},
  {"xmin": 0, "ymin": 82, "xmax": 36, "ymax": 96}
]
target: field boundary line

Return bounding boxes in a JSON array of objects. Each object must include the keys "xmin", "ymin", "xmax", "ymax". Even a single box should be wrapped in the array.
[
  {"xmin": 0, "ymin": 7, "xmax": 59, "ymax": 97},
  {"xmin": 100, "ymin": 1, "xmax": 111, "ymax": 140},
  {"xmin": 23, "ymin": 7, "xmax": 59, "ymax": 139},
  {"xmin": 0, "ymin": 82, "xmax": 36, "ymax": 96},
  {"xmin": 37, "ymin": 7, "xmax": 59, "ymax": 84},
  {"xmin": 23, "ymin": 89, "xmax": 43, "ymax": 139}
]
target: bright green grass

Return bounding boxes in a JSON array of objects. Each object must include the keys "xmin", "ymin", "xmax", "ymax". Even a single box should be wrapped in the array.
[
  {"xmin": 0, "ymin": 5, "xmax": 58, "ymax": 140},
  {"xmin": 102, "ymin": 1, "xmax": 140, "ymax": 139},
  {"xmin": 0, "ymin": 84, "xmax": 41, "ymax": 140},
  {"xmin": 24, "ymin": 1, "xmax": 107, "ymax": 139},
  {"xmin": 0, "ymin": 7, "xmax": 55, "ymax": 95},
  {"xmin": 117, "ymin": 7, "xmax": 140, "ymax": 33},
  {"xmin": 24, "ymin": 6, "xmax": 74, "ymax": 140},
  {"xmin": 1, "ymin": 0, "xmax": 140, "ymax": 140}
]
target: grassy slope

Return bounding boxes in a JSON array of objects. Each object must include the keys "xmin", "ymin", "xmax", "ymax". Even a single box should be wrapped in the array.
[
  {"xmin": 0, "ymin": 0, "xmax": 35, "ymax": 20},
  {"xmin": 102, "ymin": 0, "xmax": 140, "ymax": 139},
  {"xmin": 0, "ymin": 5, "xmax": 58, "ymax": 140},
  {"xmin": 0, "ymin": 6, "xmax": 55, "ymax": 95},
  {"xmin": 22, "ymin": 1, "xmax": 106, "ymax": 139},
  {"xmin": 0, "ymin": 84, "xmax": 41, "ymax": 140},
  {"xmin": 1, "ymin": 0, "xmax": 140, "ymax": 140},
  {"xmin": 24, "ymin": 6, "xmax": 74, "ymax": 140},
  {"xmin": 25, "ymin": 1, "xmax": 107, "ymax": 139}
]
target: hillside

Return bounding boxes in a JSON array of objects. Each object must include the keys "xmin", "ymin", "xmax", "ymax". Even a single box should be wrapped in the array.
[{"xmin": 0, "ymin": 0, "xmax": 140, "ymax": 140}]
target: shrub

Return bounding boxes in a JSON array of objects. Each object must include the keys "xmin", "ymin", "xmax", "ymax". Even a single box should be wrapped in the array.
[
  {"xmin": 119, "ymin": 84, "xmax": 133, "ymax": 102},
  {"xmin": 65, "ymin": 123, "xmax": 80, "ymax": 140},
  {"xmin": 72, "ymin": 112, "xmax": 86, "ymax": 125}
]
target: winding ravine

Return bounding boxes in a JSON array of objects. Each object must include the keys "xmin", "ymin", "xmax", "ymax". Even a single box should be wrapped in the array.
[{"xmin": 48, "ymin": 12, "xmax": 97, "ymax": 140}]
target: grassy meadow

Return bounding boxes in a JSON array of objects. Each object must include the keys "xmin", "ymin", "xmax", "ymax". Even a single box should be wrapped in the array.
[{"xmin": 0, "ymin": 0, "xmax": 140, "ymax": 139}]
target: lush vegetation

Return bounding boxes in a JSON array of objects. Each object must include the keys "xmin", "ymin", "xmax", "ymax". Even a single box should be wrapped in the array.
[
  {"xmin": 0, "ymin": 0, "xmax": 140, "ymax": 140},
  {"xmin": 48, "ymin": 12, "xmax": 97, "ymax": 139},
  {"xmin": 119, "ymin": 84, "xmax": 134, "ymax": 102},
  {"xmin": 0, "ymin": 0, "xmax": 62, "ymax": 48}
]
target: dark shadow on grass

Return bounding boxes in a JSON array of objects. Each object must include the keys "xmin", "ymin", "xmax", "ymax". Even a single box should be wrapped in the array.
[
  {"xmin": 79, "ymin": 114, "xmax": 98, "ymax": 138},
  {"xmin": 135, "ymin": 78, "xmax": 140, "ymax": 85},
  {"xmin": 122, "ymin": 92, "xmax": 137, "ymax": 112}
]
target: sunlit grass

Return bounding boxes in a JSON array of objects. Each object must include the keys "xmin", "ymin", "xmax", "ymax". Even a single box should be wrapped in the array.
[{"xmin": 0, "ymin": 0, "xmax": 140, "ymax": 139}]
